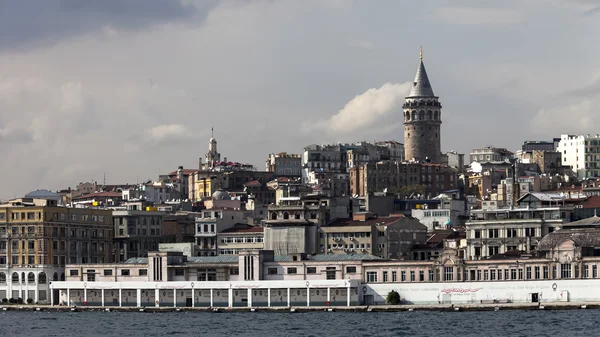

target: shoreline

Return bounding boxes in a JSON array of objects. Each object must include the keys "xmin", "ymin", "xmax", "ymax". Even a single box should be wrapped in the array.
[{"xmin": 1, "ymin": 302, "xmax": 599, "ymax": 313}]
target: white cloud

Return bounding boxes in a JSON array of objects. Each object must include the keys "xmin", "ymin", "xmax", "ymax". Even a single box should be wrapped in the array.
[
  {"xmin": 531, "ymin": 99, "xmax": 597, "ymax": 136},
  {"xmin": 430, "ymin": 6, "xmax": 524, "ymax": 25},
  {"xmin": 305, "ymin": 82, "xmax": 411, "ymax": 134},
  {"xmin": 148, "ymin": 124, "xmax": 189, "ymax": 141}
]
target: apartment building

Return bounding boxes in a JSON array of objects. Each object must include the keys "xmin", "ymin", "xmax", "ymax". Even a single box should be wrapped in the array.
[
  {"xmin": 113, "ymin": 203, "xmax": 166, "ymax": 262},
  {"xmin": 0, "ymin": 198, "xmax": 113, "ymax": 303}
]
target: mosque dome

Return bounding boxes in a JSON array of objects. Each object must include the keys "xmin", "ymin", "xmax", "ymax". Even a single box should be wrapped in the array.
[
  {"xmin": 212, "ymin": 189, "xmax": 230, "ymax": 200},
  {"xmin": 24, "ymin": 189, "xmax": 60, "ymax": 200}
]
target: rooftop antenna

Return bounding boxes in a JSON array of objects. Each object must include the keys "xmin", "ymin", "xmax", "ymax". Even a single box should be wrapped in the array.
[{"xmin": 103, "ymin": 172, "xmax": 106, "ymax": 187}]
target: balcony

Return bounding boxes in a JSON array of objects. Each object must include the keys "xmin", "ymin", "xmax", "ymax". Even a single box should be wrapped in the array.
[{"xmin": 195, "ymin": 231, "xmax": 217, "ymax": 237}]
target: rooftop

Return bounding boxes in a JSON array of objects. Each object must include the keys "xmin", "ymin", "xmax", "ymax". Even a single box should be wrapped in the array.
[
  {"xmin": 537, "ymin": 227, "xmax": 600, "ymax": 250},
  {"xmin": 326, "ymin": 216, "xmax": 403, "ymax": 227}
]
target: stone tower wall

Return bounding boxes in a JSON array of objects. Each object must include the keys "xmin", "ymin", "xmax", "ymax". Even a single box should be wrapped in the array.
[{"xmin": 403, "ymin": 98, "xmax": 442, "ymax": 163}]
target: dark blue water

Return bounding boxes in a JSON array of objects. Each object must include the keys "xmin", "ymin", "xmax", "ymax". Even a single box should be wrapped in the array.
[{"xmin": 0, "ymin": 310, "xmax": 594, "ymax": 336}]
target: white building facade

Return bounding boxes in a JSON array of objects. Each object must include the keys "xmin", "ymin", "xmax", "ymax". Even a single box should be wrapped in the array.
[{"xmin": 557, "ymin": 134, "xmax": 600, "ymax": 179}]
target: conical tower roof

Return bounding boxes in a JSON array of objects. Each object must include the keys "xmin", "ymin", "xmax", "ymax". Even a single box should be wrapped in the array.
[{"xmin": 408, "ymin": 48, "xmax": 435, "ymax": 97}]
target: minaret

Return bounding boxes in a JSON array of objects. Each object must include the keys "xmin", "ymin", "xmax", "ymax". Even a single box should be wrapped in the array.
[
  {"xmin": 403, "ymin": 47, "xmax": 442, "ymax": 163},
  {"xmin": 205, "ymin": 127, "xmax": 221, "ymax": 168}
]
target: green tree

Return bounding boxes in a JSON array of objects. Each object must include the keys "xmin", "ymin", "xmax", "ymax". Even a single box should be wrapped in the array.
[{"xmin": 386, "ymin": 290, "xmax": 401, "ymax": 305}]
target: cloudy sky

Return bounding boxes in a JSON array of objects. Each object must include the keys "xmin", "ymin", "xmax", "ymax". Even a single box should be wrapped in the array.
[{"xmin": 0, "ymin": 0, "xmax": 598, "ymax": 198}]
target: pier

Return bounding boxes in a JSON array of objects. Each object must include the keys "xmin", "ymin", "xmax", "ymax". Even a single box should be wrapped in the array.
[{"xmin": 2, "ymin": 301, "xmax": 600, "ymax": 313}]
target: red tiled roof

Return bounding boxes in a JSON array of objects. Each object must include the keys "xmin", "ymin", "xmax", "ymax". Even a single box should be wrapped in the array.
[
  {"xmin": 426, "ymin": 232, "xmax": 451, "ymax": 244},
  {"xmin": 579, "ymin": 196, "xmax": 600, "ymax": 208},
  {"xmin": 220, "ymin": 225, "xmax": 264, "ymax": 233},
  {"xmin": 326, "ymin": 216, "xmax": 403, "ymax": 227},
  {"xmin": 244, "ymin": 180, "xmax": 262, "ymax": 187},
  {"xmin": 168, "ymin": 169, "xmax": 198, "ymax": 176}
]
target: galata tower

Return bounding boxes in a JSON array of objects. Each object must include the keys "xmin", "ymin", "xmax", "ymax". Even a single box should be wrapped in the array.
[{"xmin": 403, "ymin": 48, "xmax": 442, "ymax": 163}]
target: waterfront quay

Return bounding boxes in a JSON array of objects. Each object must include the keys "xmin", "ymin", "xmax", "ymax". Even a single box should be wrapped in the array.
[{"xmin": 3, "ymin": 301, "xmax": 600, "ymax": 313}]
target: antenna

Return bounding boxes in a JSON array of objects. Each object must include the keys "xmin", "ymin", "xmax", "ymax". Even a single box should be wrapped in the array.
[{"xmin": 103, "ymin": 172, "xmax": 106, "ymax": 186}]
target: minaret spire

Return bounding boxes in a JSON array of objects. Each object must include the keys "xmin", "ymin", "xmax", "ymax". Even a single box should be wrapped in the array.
[
  {"xmin": 211, "ymin": 127, "xmax": 214, "ymax": 138},
  {"xmin": 420, "ymin": 45, "xmax": 423, "ymax": 60}
]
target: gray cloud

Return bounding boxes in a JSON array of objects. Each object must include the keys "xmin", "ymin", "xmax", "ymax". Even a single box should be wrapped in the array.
[
  {"xmin": 0, "ymin": 0, "xmax": 598, "ymax": 198},
  {"xmin": 0, "ymin": 0, "xmax": 218, "ymax": 51}
]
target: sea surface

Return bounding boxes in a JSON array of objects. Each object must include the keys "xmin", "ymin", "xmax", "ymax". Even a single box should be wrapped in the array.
[{"xmin": 0, "ymin": 309, "xmax": 593, "ymax": 337}]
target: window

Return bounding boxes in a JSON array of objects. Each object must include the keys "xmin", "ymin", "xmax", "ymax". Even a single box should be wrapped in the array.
[
  {"xmin": 410, "ymin": 270, "xmax": 415, "ymax": 282},
  {"xmin": 561, "ymin": 264, "xmax": 571, "ymax": 279},
  {"xmin": 490, "ymin": 269, "xmax": 496, "ymax": 280},
  {"xmin": 526, "ymin": 267, "xmax": 532, "ymax": 280},
  {"xmin": 401, "ymin": 271, "xmax": 406, "ymax": 282},
  {"xmin": 444, "ymin": 267, "xmax": 453, "ymax": 281},
  {"xmin": 287, "ymin": 267, "xmax": 297, "ymax": 275},
  {"xmin": 535, "ymin": 266, "xmax": 540, "ymax": 279},
  {"xmin": 525, "ymin": 228, "xmax": 536, "ymax": 237},
  {"xmin": 543, "ymin": 266, "xmax": 549, "ymax": 279},
  {"xmin": 86, "ymin": 270, "xmax": 95, "ymax": 282},
  {"xmin": 104, "ymin": 270, "xmax": 113, "ymax": 276},
  {"xmin": 584, "ymin": 265, "xmax": 589, "ymax": 278},
  {"xmin": 383, "ymin": 271, "xmax": 388, "ymax": 282},
  {"xmin": 326, "ymin": 267, "xmax": 336, "ymax": 280},
  {"xmin": 507, "ymin": 228, "xmax": 518, "ymax": 238},
  {"xmin": 518, "ymin": 269, "xmax": 523, "ymax": 280},
  {"xmin": 307, "ymin": 267, "xmax": 317, "ymax": 274},
  {"xmin": 488, "ymin": 229, "xmax": 499, "ymax": 238},
  {"xmin": 488, "ymin": 246, "xmax": 499, "ymax": 256},
  {"xmin": 268, "ymin": 268, "xmax": 277, "ymax": 275},
  {"xmin": 229, "ymin": 268, "xmax": 239, "ymax": 275},
  {"xmin": 419, "ymin": 270, "xmax": 424, "ymax": 282},
  {"xmin": 345, "ymin": 266, "xmax": 356, "ymax": 274},
  {"xmin": 121, "ymin": 269, "xmax": 130, "ymax": 276},
  {"xmin": 175, "ymin": 269, "xmax": 185, "ymax": 276},
  {"xmin": 474, "ymin": 230, "xmax": 481, "ymax": 239},
  {"xmin": 593, "ymin": 265, "xmax": 598, "ymax": 278},
  {"xmin": 392, "ymin": 270, "xmax": 397, "ymax": 282},
  {"xmin": 510, "ymin": 269, "xmax": 517, "ymax": 280},
  {"xmin": 429, "ymin": 270, "xmax": 434, "ymax": 282},
  {"xmin": 139, "ymin": 269, "xmax": 148, "ymax": 276},
  {"xmin": 477, "ymin": 270, "xmax": 482, "ymax": 281},
  {"xmin": 366, "ymin": 271, "xmax": 377, "ymax": 283},
  {"xmin": 69, "ymin": 270, "xmax": 78, "ymax": 276}
]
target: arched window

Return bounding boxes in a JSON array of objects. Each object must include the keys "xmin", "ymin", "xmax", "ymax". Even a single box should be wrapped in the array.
[
  {"xmin": 405, "ymin": 111, "xmax": 410, "ymax": 121},
  {"xmin": 28, "ymin": 272, "xmax": 35, "ymax": 284},
  {"xmin": 283, "ymin": 212, "xmax": 290, "ymax": 220},
  {"xmin": 426, "ymin": 110, "xmax": 432, "ymax": 120},
  {"xmin": 419, "ymin": 111, "xmax": 425, "ymax": 120},
  {"xmin": 434, "ymin": 111, "xmax": 439, "ymax": 120},
  {"xmin": 38, "ymin": 272, "xmax": 47, "ymax": 284},
  {"xmin": 270, "ymin": 212, "xmax": 277, "ymax": 220},
  {"xmin": 0, "ymin": 272, "xmax": 5, "ymax": 284},
  {"xmin": 60, "ymin": 273, "xmax": 65, "ymax": 281},
  {"xmin": 21, "ymin": 272, "xmax": 25, "ymax": 284},
  {"xmin": 12, "ymin": 272, "xmax": 19, "ymax": 283},
  {"xmin": 411, "ymin": 111, "xmax": 417, "ymax": 120},
  {"xmin": 310, "ymin": 212, "xmax": 317, "ymax": 220},
  {"xmin": 53, "ymin": 272, "xmax": 58, "ymax": 281},
  {"xmin": 294, "ymin": 212, "xmax": 301, "ymax": 220}
]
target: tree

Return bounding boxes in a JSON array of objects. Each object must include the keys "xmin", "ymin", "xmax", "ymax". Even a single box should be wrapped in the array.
[
  {"xmin": 26, "ymin": 298, "xmax": 34, "ymax": 304},
  {"xmin": 386, "ymin": 290, "xmax": 401, "ymax": 305},
  {"xmin": 391, "ymin": 185, "xmax": 427, "ymax": 199}
]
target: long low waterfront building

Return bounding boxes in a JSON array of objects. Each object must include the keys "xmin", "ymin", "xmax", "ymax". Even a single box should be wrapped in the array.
[{"xmin": 52, "ymin": 279, "xmax": 360, "ymax": 307}]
